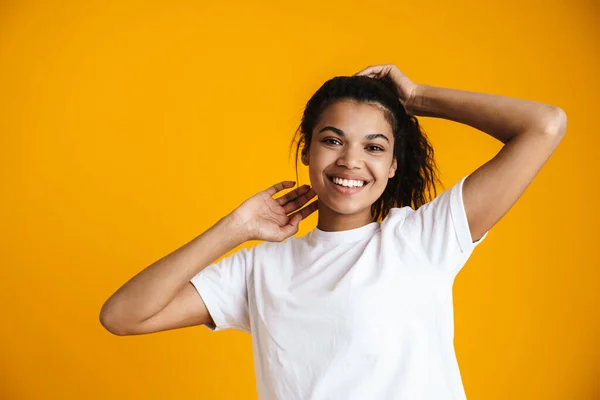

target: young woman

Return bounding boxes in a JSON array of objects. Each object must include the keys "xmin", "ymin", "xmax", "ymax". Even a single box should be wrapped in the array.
[{"xmin": 100, "ymin": 64, "xmax": 567, "ymax": 399}]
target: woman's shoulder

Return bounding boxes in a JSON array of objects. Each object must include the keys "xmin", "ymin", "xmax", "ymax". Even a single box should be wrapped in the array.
[
  {"xmin": 381, "ymin": 206, "xmax": 415, "ymax": 228},
  {"xmin": 385, "ymin": 206, "xmax": 415, "ymax": 218}
]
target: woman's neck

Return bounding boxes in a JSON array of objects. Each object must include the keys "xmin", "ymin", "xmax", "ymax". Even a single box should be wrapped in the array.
[{"xmin": 316, "ymin": 205, "xmax": 375, "ymax": 232}]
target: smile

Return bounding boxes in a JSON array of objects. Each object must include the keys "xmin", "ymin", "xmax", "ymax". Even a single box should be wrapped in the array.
[{"xmin": 327, "ymin": 175, "xmax": 369, "ymax": 195}]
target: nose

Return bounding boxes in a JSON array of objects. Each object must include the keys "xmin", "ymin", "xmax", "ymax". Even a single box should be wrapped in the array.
[{"xmin": 336, "ymin": 144, "xmax": 363, "ymax": 169}]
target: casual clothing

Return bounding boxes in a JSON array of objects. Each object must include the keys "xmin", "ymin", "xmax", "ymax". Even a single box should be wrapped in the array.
[{"xmin": 190, "ymin": 175, "xmax": 487, "ymax": 399}]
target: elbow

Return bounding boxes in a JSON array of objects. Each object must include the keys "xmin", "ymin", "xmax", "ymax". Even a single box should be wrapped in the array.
[
  {"xmin": 544, "ymin": 106, "xmax": 567, "ymax": 137},
  {"xmin": 99, "ymin": 304, "xmax": 131, "ymax": 336}
]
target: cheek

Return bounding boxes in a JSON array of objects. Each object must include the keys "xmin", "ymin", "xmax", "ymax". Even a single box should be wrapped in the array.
[
  {"xmin": 372, "ymin": 160, "xmax": 392, "ymax": 178},
  {"xmin": 307, "ymin": 152, "xmax": 328, "ymax": 179},
  {"xmin": 309, "ymin": 164, "xmax": 327, "ymax": 188}
]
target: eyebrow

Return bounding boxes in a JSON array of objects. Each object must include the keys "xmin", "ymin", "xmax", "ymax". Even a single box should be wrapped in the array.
[{"xmin": 317, "ymin": 126, "xmax": 390, "ymax": 143}]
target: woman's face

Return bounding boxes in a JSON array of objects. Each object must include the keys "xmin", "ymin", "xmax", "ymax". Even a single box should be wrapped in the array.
[{"xmin": 302, "ymin": 100, "xmax": 397, "ymax": 218}]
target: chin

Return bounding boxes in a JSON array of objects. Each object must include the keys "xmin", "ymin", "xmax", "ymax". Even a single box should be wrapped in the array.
[{"xmin": 318, "ymin": 195, "xmax": 372, "ymax": 215}]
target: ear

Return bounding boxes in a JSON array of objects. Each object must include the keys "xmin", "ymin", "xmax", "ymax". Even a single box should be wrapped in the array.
[
  {"xmin": 301, "ymin": 150, "xmax": 309, "ymax": 166},
  {"xmin": 388, "ymin": 157, "xmax": 397, "ymax": 179}
]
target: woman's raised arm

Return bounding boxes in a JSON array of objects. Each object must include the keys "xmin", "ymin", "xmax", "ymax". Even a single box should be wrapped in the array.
[
  {"xmin": 99, "ymin": 181, "xmax": 317, "ymax": 336},
  {"xmin": 355, "ymin": 64, "xmax": 567, "ymax": 243},
  {"xmin": 408, "ymin": 83, "xmax": 566, "ymax": 242}
]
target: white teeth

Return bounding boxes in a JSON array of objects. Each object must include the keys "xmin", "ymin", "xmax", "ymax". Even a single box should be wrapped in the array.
[{"xmin": 332, "ymin": 177, "xmax": 365, "ymax": 188}]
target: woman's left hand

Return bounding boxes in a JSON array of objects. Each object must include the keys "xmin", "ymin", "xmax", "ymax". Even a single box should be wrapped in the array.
[{"xmin": 353, "ymin": 64, "xmax": 420, "ymax": 112}]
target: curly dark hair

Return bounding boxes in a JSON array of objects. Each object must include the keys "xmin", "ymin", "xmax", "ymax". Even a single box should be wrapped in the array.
[{"xmin": 289, "ymin": 75, "xmax": 442, "ymax": 222}]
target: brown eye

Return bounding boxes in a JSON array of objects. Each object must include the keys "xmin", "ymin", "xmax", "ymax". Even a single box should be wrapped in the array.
[
  {"xmin": 367, "ymin": 145, "xmax": 384, "ymax": 152},
  {"xmin": 322, "ymin": 138, "xmax": 342, "ymax": 145}
]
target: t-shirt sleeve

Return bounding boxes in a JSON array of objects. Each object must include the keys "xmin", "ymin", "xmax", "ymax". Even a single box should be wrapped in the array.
[
  {"xmin": 189, "ymin": 246, "xmax": 254, "ymax": 333},
  {"xmin": 401, "ymin": 174, "xmax": 488, "ymax": 275}
]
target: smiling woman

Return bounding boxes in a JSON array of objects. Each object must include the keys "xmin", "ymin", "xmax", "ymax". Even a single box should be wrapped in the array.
[{"xmin": 101, "ymin": 64, "xmax": 566, "ymax": 400}]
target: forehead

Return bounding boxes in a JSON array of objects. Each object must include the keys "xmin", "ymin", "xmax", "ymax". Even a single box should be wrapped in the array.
[{"xmin": 315, "ymin": 100, "xmax": 393, "ymax": 138}]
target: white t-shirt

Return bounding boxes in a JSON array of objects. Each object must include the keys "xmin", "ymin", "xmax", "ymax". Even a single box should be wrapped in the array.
[{"xmin": 190, "ymin": 175, "xmax": 487, "ymax": 400}]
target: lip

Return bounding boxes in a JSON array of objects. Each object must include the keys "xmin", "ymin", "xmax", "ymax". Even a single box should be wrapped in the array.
[
  {"xmin": 326, "ymin": 172, "xmax": 371, "ymax": 182},
  {"xmin": 326, "ymin": 175, "xmax": 369, "ymax": 196}
]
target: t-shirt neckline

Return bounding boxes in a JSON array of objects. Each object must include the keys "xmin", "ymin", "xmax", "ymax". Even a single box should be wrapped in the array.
[{"xmin": 310, "ymin": 221, "xmax": 380, "ymax": 243}]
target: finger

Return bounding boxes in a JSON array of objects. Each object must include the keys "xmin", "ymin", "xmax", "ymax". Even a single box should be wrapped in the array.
[
  {"xmin": 281, "ymin": 187, "xmax": 315, "ymax": 213},
  {"xmin": 290, "ymin": 212, "xmax": 304, "ymax": 227},
  {"xmin": 282, "ymin": 187, "xmax": 316, "ymax": 214},
  {"xmin": 265, "ymin": 180, "xmax": 296, "ymax": 197},
  {"xmin": 275, "ymin": 184, "xmax": 310, "ymax": 206},
  {"xmin": 354, "ymin": 65, "xmax": 382, "ymax": 76},
  {"xmin": 277, "ymin": 213, "xmax": 302, "ymax": 239},
  {"xmin": 302, "ymin": 199, "xmax": 319, "ymax": 219},
  {"xmin": 353, "ymin": 65, "xmax": 374, "ymax": 76},
  {"xmin": 276, "ymin": 199, "xmax": 319, "ymax": 240},
  {"xmin": 287, "ymin": 198, "xmax": 318, "ymax": 221},
  {"xmin": 356, "ymin": 65, "xmax": 395, "ymax": 79}
]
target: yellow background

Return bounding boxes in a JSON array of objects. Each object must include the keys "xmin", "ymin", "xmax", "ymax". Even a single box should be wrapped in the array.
[{"xmin": 1, "ymin": 0, "xmax": 597, "ymax": 398}]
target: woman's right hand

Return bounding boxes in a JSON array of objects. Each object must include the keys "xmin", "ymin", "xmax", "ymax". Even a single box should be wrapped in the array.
[{"xmin": 231, "ymin": 181, "xmax": 318, "ymax": 242}]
